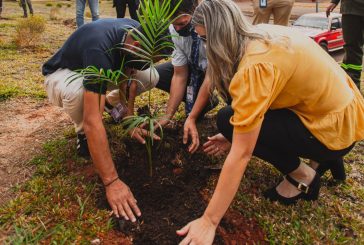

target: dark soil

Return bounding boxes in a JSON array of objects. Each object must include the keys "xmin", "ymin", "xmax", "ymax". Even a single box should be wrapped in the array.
[{"xmin": 100, "ymin": 118, "xmax": 267, "ymax": 244}]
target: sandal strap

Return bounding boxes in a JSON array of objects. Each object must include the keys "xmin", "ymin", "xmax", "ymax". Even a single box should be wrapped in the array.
[{"xmin": 285, "ymin": 175, "xmax": 309, "ymax": 194}]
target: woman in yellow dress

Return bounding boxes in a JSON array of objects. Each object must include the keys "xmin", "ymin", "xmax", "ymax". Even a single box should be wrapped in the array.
[{"xmin": 177, "ymin": 0, "xmax": 364, "ymax": 244}]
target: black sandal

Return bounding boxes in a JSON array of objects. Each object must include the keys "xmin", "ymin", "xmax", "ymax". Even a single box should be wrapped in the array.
[{"xmin": 263, "ymin": 173, "xmax": 321, "ymax": 205}]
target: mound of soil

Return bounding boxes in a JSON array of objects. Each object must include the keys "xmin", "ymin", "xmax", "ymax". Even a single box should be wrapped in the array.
[{"xmin": 101, "ymin": 118, "xmax": 266, "ymax": 244}]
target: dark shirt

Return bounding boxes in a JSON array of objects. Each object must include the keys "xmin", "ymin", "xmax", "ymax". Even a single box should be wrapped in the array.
[
  {"xmin": 42, "ymin": 18, "xmax": 139, "ymax": 94},
  {"xmin": 331, "ymin": 0, "xmax": 364, "ymax": 16}
]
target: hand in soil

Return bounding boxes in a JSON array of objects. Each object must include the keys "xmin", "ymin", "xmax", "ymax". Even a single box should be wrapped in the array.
[
  {"xmin": 203, "ymin": 133, "xmax": 231, "ymax": 156},
  {"xmin": 177, "ymin": 216, "xmax": 216, "ymax": 245},
  {"xmin": 106, "ymin": 179, "xmax": 141, "ymax": 222},
  {"xmin": 129, "ymin": 127, "xmax": 160, "ymax": 144},
  {"xmin": 183, "ymin": 117, "xmax": 200, "ymax": 153}
]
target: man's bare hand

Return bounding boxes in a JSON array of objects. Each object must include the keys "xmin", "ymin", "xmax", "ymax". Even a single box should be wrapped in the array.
[
  {"xmin": 183, "ymin": 117, "xmax": 200, "ymax": 153},
  {"xmin": 129, "ymin": 127, "xmax": 161, "ymax": 144},
  {"xmin": 106, "ymin": 179, "xmax": 141, "ymax": 222}
]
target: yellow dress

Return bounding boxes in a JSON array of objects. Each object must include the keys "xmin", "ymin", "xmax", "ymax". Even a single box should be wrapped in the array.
[{"xmin": 229, "ymin": 24, "xmax": 364, "ymax": 150}]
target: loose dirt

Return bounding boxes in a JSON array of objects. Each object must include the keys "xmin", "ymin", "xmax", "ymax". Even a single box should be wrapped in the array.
[
  {"xmin": 0, "ymin": 98, "xmax": 71, "ymax": 206},
  {"xmin": 98, "ymin": 120, "xmax": 267, "ymax": 244}
]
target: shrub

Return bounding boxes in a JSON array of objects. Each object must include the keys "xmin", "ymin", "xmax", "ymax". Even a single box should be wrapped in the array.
[
  {"xmin": 13, "ymin": 15, "xmax": 46, "ymax": 48},
  {"xmin": 85, "ymin": 11, "xmax": 92, "ymax": 18},
  {"xmin": 45, "ymin": 3, "xmax": 53, "ymax": 7},
  {"xmin": 56, "ymin": 3, "xmax": 62, "ymax": 8},
  {"xmin": 66, "ymin": 4, "xmax": 71, "ymax": 8},
  {"xmin": 50, "ymin": 7, "xmax": 61, "ymax": 21}
]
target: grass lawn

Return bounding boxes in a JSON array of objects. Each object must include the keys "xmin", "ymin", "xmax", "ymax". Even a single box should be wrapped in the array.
[{"xmin": 0, "ymin": 1, "xmax": 363, "ymax": 244}]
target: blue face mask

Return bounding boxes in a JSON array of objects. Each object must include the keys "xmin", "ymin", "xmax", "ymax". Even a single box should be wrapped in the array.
[{"xmin": 176, "ymin": 22, "xmax": 193, "ymax": 37}]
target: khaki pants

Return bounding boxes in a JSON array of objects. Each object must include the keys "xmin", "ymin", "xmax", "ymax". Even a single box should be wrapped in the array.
[
  {"xmin": 106, "ymin": 67, "xmax": 159, "ymax": 106},
  {"xmin": 44, "ymin": 68, "xmax": 159, "ymax": 133},
  {"xmin": 252, "ymin": 0, "xmax": 295, "ymax": 26}
]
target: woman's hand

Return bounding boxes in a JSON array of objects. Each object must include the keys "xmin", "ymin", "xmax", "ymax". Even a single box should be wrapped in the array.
[
  {"xmin": 203, "ymin": 133, "xmax": 231, "ymax": 156},
  {"xmin": 176, "ymin": 216, "xmax": 217, "ymax": 245},
  {"xmin": 183, "ymin": 117, "xmax": 200, "ymax": 153}
]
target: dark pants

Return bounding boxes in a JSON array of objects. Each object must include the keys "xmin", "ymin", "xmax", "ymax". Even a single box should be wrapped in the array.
[
  {"xmin": 155, "ymin": 61, "xmax": 219, "ymax": 118},
  {"xmin": 114, "ymin": 0, "xmax": 139, "ymax": 20},
  {"xmin": 21, "ymin": 0, "xmax": 33, "ymax": 17},
  {"xmin": 217, "ymin": 106, "xmax": 354, "ymax": 175},
  {"xmin": 342, "ymin": 14, "xmax": 364, "ymax": 90}
]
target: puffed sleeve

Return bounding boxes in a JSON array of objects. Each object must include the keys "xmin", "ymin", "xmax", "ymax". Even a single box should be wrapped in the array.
[{"xmin": 229, "ymin": 63, "xmax": 283, "ymax": 133}]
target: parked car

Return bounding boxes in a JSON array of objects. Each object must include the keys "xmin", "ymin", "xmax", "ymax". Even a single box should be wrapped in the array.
[{"xmin": 292, "ymin": 12, "xmax": 344, "ymax": 52}]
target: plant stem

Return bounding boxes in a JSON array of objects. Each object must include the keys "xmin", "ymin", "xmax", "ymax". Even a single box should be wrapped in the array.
[{"xmin": 145, "ymin": 136, "xmax": 153, "ymax": 177}]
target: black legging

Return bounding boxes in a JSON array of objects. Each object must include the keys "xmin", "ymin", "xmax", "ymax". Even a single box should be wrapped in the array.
[
  {"xmin": 217, "ymin": 106, "xmax": 354, "ymax": 175},
  {"xmin": 114, "ymin": 0, "xmax": 139, "ymax": 20}
]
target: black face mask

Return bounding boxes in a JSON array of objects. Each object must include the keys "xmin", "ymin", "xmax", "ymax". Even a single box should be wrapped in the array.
[
  {"xmin": 176, "ymin": 22, "xmax": 193, "ymax": 37},
  {"xmin": 124, "ymin": 53, "xmax": 150, "ymax": 71}
]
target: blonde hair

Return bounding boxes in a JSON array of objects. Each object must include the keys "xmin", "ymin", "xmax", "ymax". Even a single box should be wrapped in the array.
[{"xmin": 192, "ymin": 0, "xmax": 271, "ymax": 99}]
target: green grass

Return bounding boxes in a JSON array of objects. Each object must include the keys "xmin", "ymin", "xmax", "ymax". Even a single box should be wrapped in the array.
[
  {"xmin": 0, "ymin": 6, "xmax": 74, "ymax": 101},
  {"xmin": 1, "ymin": 124, "xmax": 363, "ymax": 243},
  {"xmin": 0, "ymin": 137, "xmax": 115, "ymax": 244},
  {"xmin": 0, "ymin": 1, "xmax": 363, "ymax": 243},
  {"xmin": 230, "ymin": 151, "xmax": 364, "ymax": 244}
]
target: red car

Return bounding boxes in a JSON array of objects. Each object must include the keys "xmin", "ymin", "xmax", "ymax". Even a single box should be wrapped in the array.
[{"xmin": 292, "ymin": 12, "xmax": 344, "ymax": 52}]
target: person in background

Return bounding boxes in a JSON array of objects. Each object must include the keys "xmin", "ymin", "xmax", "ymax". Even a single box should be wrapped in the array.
[
  {"xmin": 106, "ymin": 0, "xmax": 219, "ymax": 146},
  {"xmin": 76, "ymin": 0, "xmax": 99, "ymax": 28},
  {"xmin": 0, "ymin": 0, "xmax": 3, "ymax": 19},
  {"xmin": 178, "ymin": 1, "xmax": 364, "ymax": 244},
  {"xmin": 252, "ymin": 0, "xmax": 295, "ymax": 26},
  {"xmin": 327, "ymin": 0, "xmax": 364, "ymax": 90},
  {"xmin": 21, "ymin": 0, "xmax": 33, "ymax": 18},
  {"xmin": 113, "ymin": 0, "xmax": 139, "ymax": 20}
]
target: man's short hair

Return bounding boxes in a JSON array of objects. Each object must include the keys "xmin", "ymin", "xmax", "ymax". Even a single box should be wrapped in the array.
[{"xmin": 171, "ymin": 0, "xmax": 198, "ymax": 17}]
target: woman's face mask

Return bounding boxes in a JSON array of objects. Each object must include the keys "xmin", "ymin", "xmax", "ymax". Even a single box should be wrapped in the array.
[{"xmin": 176, "ymin": 22, "xmax": 193, "ymax": 37}]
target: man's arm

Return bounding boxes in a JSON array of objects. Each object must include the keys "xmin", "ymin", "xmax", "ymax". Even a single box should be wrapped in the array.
[
  {"xmin": 163, "ymin": 64, "xmax": 189, "ymax": 122},
  {"xmin": 83, "ymin": 90, "xmax": 141, "ymax": 222},
  {"xmin": 187, "ymin": 73, "xmax": 212, "ymax": 120},
  {"xmin": 183, "ymin": 74, "xmax": 213, "ymax": 153},
  {"xmin": 326, "ymin": 0, "xmax": 339, "ymax": 17}
]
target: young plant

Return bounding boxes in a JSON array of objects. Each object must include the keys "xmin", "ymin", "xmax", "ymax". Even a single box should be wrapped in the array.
[
  {"xmin": 69, "ymin": 0, "xmax": 182, "ymax": 176},
  {"xmin": 121, "ymin": 110, "xmax": 165, "ymax": 177},
  {"xmin": 118, "ymin": 0, "xmax": 181, "ymax": 176}
]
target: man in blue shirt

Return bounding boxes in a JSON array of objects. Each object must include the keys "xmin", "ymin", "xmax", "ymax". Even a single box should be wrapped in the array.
[{"xmin": 43, "ymin": 18, "xmax": 171, "ymax": 222}]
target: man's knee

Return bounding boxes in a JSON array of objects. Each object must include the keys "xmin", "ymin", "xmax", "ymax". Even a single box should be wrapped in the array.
[{"xmin": 133, "ymin": 67, "xmax": 160, "ymax": 94}]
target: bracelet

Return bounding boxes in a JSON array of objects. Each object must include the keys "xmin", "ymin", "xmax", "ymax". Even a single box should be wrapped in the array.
[{"xmin": 104, "ymin": 177, "xmax": 119, "ymax": 187}]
